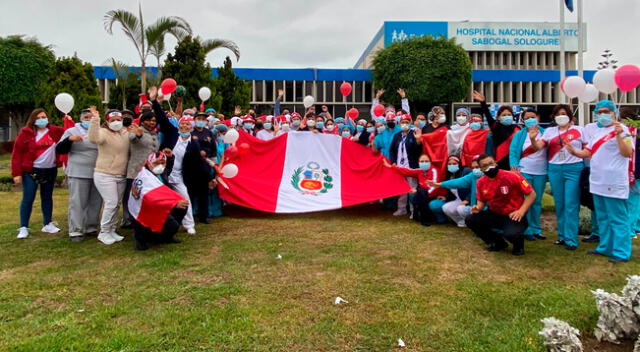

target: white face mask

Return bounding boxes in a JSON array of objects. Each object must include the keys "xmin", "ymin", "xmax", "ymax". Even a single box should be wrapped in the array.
[
  {"xmin": 151, "ymin": 164, "xmax": 165, "ymax": 175},
  {"xmin": 456, "ymin": 115, "xmax": 468, "ymax": 125},
  {"xmin": 307, "ymin": 120, "xmax": 316, "ymax": 127},
  {"xmin": 438, "ymin": 115, "xmax": 446, "ymax": 124},
  {"xmin": 555, "ymin": 115, "xmax": 570, "ymax": 127},
  {"xmin": 326, "ymin": 125, "xmax": 335, "ymax": 131},
  {"xmin": 281, "ymin": 124, "xmax": 290, "ymax": 132},
  {"xmin": 109, "ymin": 120, "xmax": 123, "ymax": 131}
]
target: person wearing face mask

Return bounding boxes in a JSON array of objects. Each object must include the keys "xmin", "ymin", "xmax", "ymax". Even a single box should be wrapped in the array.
[
  {"xmin": 55, "ymin": 108, "xmax": 102, "ymax": 242},
  {"xmin": 241, "ymin": 115, "xmax": 256, "ymax": 136},
  {"xmin": 414, "ymin": 107, "xmax": 449, "ymax": 181},
  {"xmin": 323, "ymin": 119, "xmax": 337, "ymax": 135},
  {"xmin": 290, "ymin": 112, "xmax": 302, "ymax": 131},
  {"xmin": 451, "ymin": 108, "xmax": 470, "ymax": 131},
  {"xmin": 88, "ymin": 108, "xmax": 130, "ymax": 245},
  {"xmin": 353, "ymin": 119, "xmax": 367, "ymax": 140},
  {"xmin": 508, "ymin": 108, "xmax": 547, "ymax": 241},
  {"xmin": 564, "ymin": 100, "xmax": 634, "ymax": 263},
  {"xmin": 473, "ymin": 91, "xmax": 519, "ymax": 170},
  {"xmin": 529, "ymin": 104, "xmax": 585, "ymax": 250},
  {"xmin": 465, "ymin": 154, "xmax": 536, "ymax": 256},
  {"xmin": 358, "ymin": 122, "xmax": 375, "ymax": 147},
  {"xmin": 446, "ymin": 108, "xmax": 472, "ymax": 157},
  {"xmin": 340, "ymin": 127, "xmax": 352, "ymax": 139},
  {"xmin": 275, "ymin": 115, "xmax": 290, "ymax": 137},
  {"xmin": 334, "ymin": 116, "xmax": 355, "ymax": 135},
  {"xmin": 389, "ymin": 114, "xmax": 421, "ymax": 216},
  {"xmin": 421, "ymin": 107, "xmax": 449, "ymax": 134},
  {"xmin": 373, "ymin": 114, "xmax": 402, "ymax": 159},
  {"xmin": 300, "ymin": 113, "xmax": 316, "ymax": 132},
  {"xmin": 129, "ymin": 151, "xmax": 189, "ymax": 251},
  {"xmin": 11, "ymin": 109, "xmax": 65, "ymax": 239},
  {"xmin": 427, "ymin": 156, "xmax": 469, "ymax": 225},
  {"xmin": 415, "ymin": 113, "xmax": 428, "ymax": 133},
  {"xmin": 256, "ymin": 115, "xmax": 275, "ymax": 140},
  {"xmin": 370, "ymin": 88, "xmax": 411, "ymax": 120},
  {"xmin": 460, "ymin": 114, "xmax": 494, "ymax": 168},
  {"xmin": 428, "ymin": 157, "xmax": 481, "ymax": 227}
]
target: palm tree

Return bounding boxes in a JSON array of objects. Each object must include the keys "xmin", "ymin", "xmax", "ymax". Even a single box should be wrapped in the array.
[
  {"xmin": 105, "ymin": 58, "xmax": 131, "ymax": 110},
  {"xmin": 103, "ymin": 4, "xmax": 192, "ymax": 92},
  {"xmin": 199, "ymin": 37, "xmax": 241, "ymax": 62}
]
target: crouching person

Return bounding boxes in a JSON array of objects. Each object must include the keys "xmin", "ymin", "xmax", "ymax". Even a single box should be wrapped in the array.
[
  {"xmin": 465, "ymin": 154, "xmax": 536, "ymax": 256},
  {"xmin": 128, "ymin": 151, "xmax": 189, "ymax": 251}
]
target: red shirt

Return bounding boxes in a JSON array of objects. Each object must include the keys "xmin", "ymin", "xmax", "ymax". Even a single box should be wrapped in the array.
[
  {"xmin": 392, "ymin": 166, "xmax": 446, "ymax": 198},
  {"xmin": 476, "ymin": 169, "xmax": 533, "ymax": 215}
]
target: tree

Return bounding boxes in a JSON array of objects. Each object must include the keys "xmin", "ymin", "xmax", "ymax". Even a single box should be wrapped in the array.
[
  {"xmin": 103, "ymin": 4, "xmax": 192, "ymax": 92},
  {"xmin": 0, "ymin": 35, "xmax": 55, "ymax": 131},
  {"xmin": 107, "ymin": 73, "xmax": 144, "ymax": 111},
  {"xmin": 35, "ymin": 56, "xmax": 102, "ymax": 125},
  {"xmin": 199, "ymin": 36, "xmax": 240, "ymax": 62},
  {"xmin": 372, "ymin": 36, "xmax": 472, "ymax": 108},
  {"xmin": 213, "ymin": 56, "xmax": 251, "ymax": 117},
  {"xmin": 162, "ymin": 36, "xmax": 221, "ymax": 110}
]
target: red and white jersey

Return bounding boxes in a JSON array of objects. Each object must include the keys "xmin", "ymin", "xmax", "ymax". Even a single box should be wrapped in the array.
[
  {"xmin": 519, "ymin": 131, "xmax": 547, "ymax": 176},
  {"xmin": 541, "ymin": 126, "xmax": 585, "ymax": 165},
  {"xmin": 587, "ymin": 124, "xmax": 634, "ymax": 199},
  {"xmin": 33, "ymin": 129, "xmax": 56, "ymax": 168}
]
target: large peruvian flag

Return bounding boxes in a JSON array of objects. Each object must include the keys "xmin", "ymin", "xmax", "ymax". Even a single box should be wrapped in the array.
[
  {"xmin": 128, "ymin": 168, "xmax": 184, "ymax": 232},
  {"xmin": 218, "ymin": 131, "xmax": 411, "ymax": 213}
]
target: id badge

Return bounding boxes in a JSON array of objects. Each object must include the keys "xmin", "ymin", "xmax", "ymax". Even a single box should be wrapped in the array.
[{"xmin": 558, "ymin": 150, "xmax": 566, "ymax": 162}]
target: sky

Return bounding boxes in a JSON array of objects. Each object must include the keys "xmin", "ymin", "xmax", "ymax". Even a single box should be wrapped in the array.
[{"xmin": 1, "ymin": 0, "xmax": 638, "ymax": 70}]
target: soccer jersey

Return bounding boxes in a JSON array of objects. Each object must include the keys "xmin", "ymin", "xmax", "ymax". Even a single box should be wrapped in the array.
[
  {"xmin": 476, "ymin": 169, "xmax": 533, "ymax": 215},
  {"xmin": 519, "ymin": 131, "xmax": 547, "ymax": 175},
  {"xmin": 587, "ymin": 124, "xmax": 634, "ymax": 199},
  {"xmin": 541, "ymin": 126, "xmax": 585, "ymax": 165}
]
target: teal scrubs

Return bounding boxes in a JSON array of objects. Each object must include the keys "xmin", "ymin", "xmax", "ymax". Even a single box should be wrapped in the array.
[
  {"xmin": 594, "ymin": 194, "xmax": 632, "ymax": 261},
  {"xmin": 548, "ymin": 162, "xmax": 584, "ymax": 247}
]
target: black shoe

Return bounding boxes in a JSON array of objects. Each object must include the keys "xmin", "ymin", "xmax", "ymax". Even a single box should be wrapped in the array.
[
  {"xmin": 553, "ymin": 240, "xmax": 565, "ymax": 246},
  {"xmin": 69, "ymin": 235, "xmax": 85, "ymax": 243},
  {"xmin": 199, "ymin": 218, "xmax": 210, "ymax": 224},
  {"xmin": 134, "ymin": 239, "xmax": 149, "ymax": 251},
  {"xmin": 564, "ymin": 244, "xmax": 578, "ymax": 251},
  {"xmin": 524, "ymin": 235, "xmax": 536, "ymax": 241},
  {"xmin": 84, "ymin": 231, "xmax": 99, "ymax": 237},
  {"xmin": 486, "ymin": 242, "xmax": 508, "ymax": 252},
  {"xmin": 587, "ymin": 250, "xmax": 604, "ymax": 256},
  {"xmin": 534, "ymin": 234, "xmax": 546, "ymax": 240},
  {"xmin": 512, "ymin": 248, "xmax": 525, "ymax": 256},
  {"xmin": 609, "ymin": 258, "xmax": 629, "ymax": 264},
  {"xmin": 420, "ymin": 222, "xmax": 431, "ymax": 227},
  {"xmin": 581, "ymin": 235, "xmax": 600, "ymax": 243},
  {"xmin": 166, "ymin": 237, "xmax": 181, "ymax": 244}
]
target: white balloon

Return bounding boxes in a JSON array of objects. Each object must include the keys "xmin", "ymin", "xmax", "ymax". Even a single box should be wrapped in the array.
[
  {"xmin": 593, "ymin": 68, "xmax": 617, "ymax": 94},
  {"xmin": 198, "ymin": 87, "xmax": 212, "ymax": 101},
  {"xmin": 54, "ymin": 93, "xmax": 74, "ymax": 114},
  {"xmin": 579, "ymin": 84, "xmax": 599, "ymax": 103},
  {"xmin": 164, "ymin": 92, "xmax": 172, "ymax": 101},
  {"xmin": 303, "ymin": 95, "xmax": 314, "ymax": 108},
  {"xmin": 220, "ymin": 163, "xmax": 238, "ymax": 178},
  {"xmin": 563, "ymin": 76, "xmax": 586, "ymax": 98},
  {"xmin": 223, "ymin": 128, "xmax": 239, "ymax": 144}
]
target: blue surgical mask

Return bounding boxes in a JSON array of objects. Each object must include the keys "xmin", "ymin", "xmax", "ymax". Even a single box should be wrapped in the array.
[
  {"xmin": 366, "ymin": 127, "xmax": 375, "ymax": 133},
  {"xmin": 470, "ymin": 122, "xmax": 482, "ymax": 131},
  {"xmin": 244, "ymin": 123, "xmax": 254, "ymax": 129},
  {"xmin": 342, "ymin": 131, "xmax": 351, "ymax": 138},
  {"xmin": 316, "ymin": 121, "xmax": 324, "ymax": 129},
  {"xmin": 447, "ymin": 165, "xmax": 459, "ymax": 173},
  {"xmin": 419, "ymin": 162, "xmax": 431, "ymax": 170},
  {"xmin": 195, "ymin": 120, "xmax": 206, "ymax": 128},
  {"xmin": 597, "ymin": 113, "xmax": 613, "ymax": 127},
  {"xmin": 168, "ymin": 117, "xmax": 179, "ymax": 128},
  {"xmin": 217, "ymin": 135, "xmax": 224, "ymax": 142},
  {"xmin": 472, "ymin": 168, "xmax": 483, "ymax": 177},
  {"xmin": 376, "ymin": 126, "xmax": 386, "ymax": 134},
  {"xmin": 418, "ymin": 120, "xmax": 426, "ymax": 128},
  {"xmin": 376, "ymin": 117, "xmax": 385, "ymax": 123},
  {"xmin": 179, "ymin": 131, "xmax": 191, "ymax": 138},
  {"xmin": 292, "ymin": 120, "xmax": 301, "ymax": 127},
  {"xmin": 356, "ymin": 125, "xmax": 364, "ymax": 132},
  {"xmin": 500, "ymin": 115, "xmax": 514, "ymax": 126},
  {"xmin": 80, "ymin": 121, "xmax": 90, "ymax": 129},
  {"xmin": 35, "ymin": 118, "xmax": 48, "ymax": 128},
  {"xmin": 264, "ymin": 122, "xmax": 273, "ymax": 130},
  {"xmin": 524, "ymin": 118, "xmax": 538, "ymax": 128}
]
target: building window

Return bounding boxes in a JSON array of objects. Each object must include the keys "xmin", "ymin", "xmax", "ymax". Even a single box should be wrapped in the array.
[
  {"xmin": 364, "ymin": 82, "xmax": 373, "ymax": 102},
  {"xmin": 265, "ymin": 81, "xmax": 274, "ymax": 102},
  {"xmin": 354, "ymin": 81, "xmax": 363, "ymax": 102},
  {"xmin": 326, "ymin": 81, "xmax": 334, "ymax": 102},
  {"xmin": 317, "ymin": 81, "xmax": 324, "ymax": 102},
  {"xmin": 255, "ymin": 81, "xmax": 264, "ymax": 102}
]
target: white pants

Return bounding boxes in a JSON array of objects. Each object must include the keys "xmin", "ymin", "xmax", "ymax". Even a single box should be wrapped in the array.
[
  {"xmin": 169, "ymin": 181, "xmax": 195, "ymax": 230},
  {"xmin": 397, "ymin": 177, "xmax": 418, "ymax": 212},
  {"xmin": 68, "ymin": 177, "xmax": 102, "ymax": 236},
  {"xmin": 442, "ymin": 199, "xmax": 470, "ymax": 227},
  {"xmin": 93, "ymin": 172, "xmax": 126, "ymax": 234}
]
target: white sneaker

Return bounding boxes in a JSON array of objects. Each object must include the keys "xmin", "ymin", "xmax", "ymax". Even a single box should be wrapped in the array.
[
  {"xmin": 109, "ymin": 232, "xmax": 124, "ymax": 242},
  {"xmin": 69, "ymin": 231, "xmax": 83, "ymax": 238},
  {"xmin": 41, "ymin": 222, "xmax": 60, "ymax": 234},
  {"xmin": 16, "ymin": 227, "xmax": 29, "ymax": 239},
  {"xmin": 393, "ymin": 209, "xmax": 408, "ymax": 216},
  {"xmin": 97, "ymin": 232, "xmax": 116, "ymax": 245},
  {"xmin": 186, "ymin": 228, "xmax": 196, "ymax": 235}
]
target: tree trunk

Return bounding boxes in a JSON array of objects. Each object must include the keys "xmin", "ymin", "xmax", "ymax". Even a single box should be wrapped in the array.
[{"xmin": 140, "ymin": 59, "xmax": 147, "ymax": 93}]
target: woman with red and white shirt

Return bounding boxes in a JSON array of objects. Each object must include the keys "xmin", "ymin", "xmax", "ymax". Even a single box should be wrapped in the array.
[{"xmin": 11, "ymin": 109, "xmax": 65, "ymax": 239}]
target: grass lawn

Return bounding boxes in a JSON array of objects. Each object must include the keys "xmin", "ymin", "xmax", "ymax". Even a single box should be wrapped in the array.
[{"xmin": 0, "ymin": 188, "xmax": 639, "ymax": 351}]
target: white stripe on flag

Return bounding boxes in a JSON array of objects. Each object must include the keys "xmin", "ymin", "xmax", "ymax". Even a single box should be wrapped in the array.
[
  {"xmin": 275, "ymin": 131, "xmax": 342, "ymax": 213},
  {"xmin": 127, "ymin": 168, "xmax": 163, "ymax": 220}
]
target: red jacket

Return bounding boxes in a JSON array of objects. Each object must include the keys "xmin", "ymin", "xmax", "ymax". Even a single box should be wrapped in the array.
[{"xmin": 11, "ymin": 125, "xmax": 65, "ymax": 177}]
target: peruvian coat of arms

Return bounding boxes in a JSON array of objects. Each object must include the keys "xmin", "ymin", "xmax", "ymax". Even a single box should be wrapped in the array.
[{"xmin": 291, "ymin": 161, "xmax": 333, "ymax": 195}]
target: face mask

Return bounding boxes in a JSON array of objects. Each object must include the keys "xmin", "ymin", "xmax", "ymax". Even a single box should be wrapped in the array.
[
  {"xmin": 282, "ymin": 124, "xmax": 290, "ymax": 131},
  {"xmin": 499, "ymin": 115, "xmax": 514, "ymax": 126},
  {"xmin": 483, "ymin": 165, "xmax": 499, "ymax": 178},
  {"xmin": 326, "ymin": 125, "xmax": 335, "ymax": 131},
  {"xmin": 524, "ymin": 118, "xmax": 538, "ymax": 128},
  {"xmin": 217, "ymin": 135, "xmax": 224, "ymax": 142},
  {"xmin": 244, "ymin": 123, "xmax": 254, "ymax": 130},
  {"xmin": 35, "ymin": 118, "xmax": 49, "ymax": 128},
  {"xmin": 597, "ymin": 113, "xmax": 613, "ymax": 127},
  {"xmin": 472, "ymin": 168, "xmax": 483, "ymax": 177},
  {"xmin": 81, "ymin": 121, "xmax": 90, "ymax": 129},
  {"xmin": 307, "ymin": 120, "xmax": 316, "ymax": 127},
  {"xmin": 387, "ymin": 122, "xmax": 396, "ymax": 129},
  {"xmin": 438, "ymin": 115, "xmax": 446, "ymax": 124},
  {"xmin": 419, "ymin": 162, "xmax": 431, "ymax": 170},
  {"xmin": 376, "ymin": 117, "xmax": 385, "ymax": 123},
  {"xmin": 151, "ymin": 164, "xmax": 165, "ymax": 175},
  {"xmin": 264, "ymin": 122, "xmax": 273, "ymax": 130},
  {"xmin": 447, "ymin": 165, "xmax": 459, "ymax": 173},
  {"xmin": 179, "ymin": 131, "xmax": 191, "ymax": 138},
  {"xmin": 395, "ymin": 116, "xmax": 401, "ymax": 123},
  {"xmin": 141, "ymin": 107, "xmax": 151, "ymax": 113},
  {"xmin": 366, "ymin": 127, "xmax": 375, "ymax": 133},
  {"xmin": 316, "ymin": 121, "xmax": 324, "ymax": 129},
  {"xmin": 109, "ymin": 120, "xmax": 123, "ymax": 131},
  {"xmin": 337, "ymin": 123, "xmax": 345, "ymax": 129},
  {"xmin": 400, "ymin": 123, "xmax": 410, "ymax": 131},
  {"xmin": 376, "ymin": 126, "xmax": 386, "ymax": 134},
  {"xmin": 342, "ymin": 131, "xmax": 351, "ymax": 138},
  {"xmin": 292, "ymin": 120, "xmax": 301, "ymax": 127},
  {"xmin": 356, "ymin": 125, "xmax": 364, "ymax": 132},
  {"xmin": 195, "ymin": 120, "xmax": 206, "ymax": 128},
  {"xmin": 470, "ymin": 122, "xmax": 482, "ymax": 131},
  {"xmin": 555, "ymin": 115, "xmax": 570, "ymax": 127},
  {"xmin": 418, "ymin": 120, "xmax": 426, "ymax": 128},
  {"xmin": 456, "ymin": 115, "xmax": 468, "ymax": 125}
]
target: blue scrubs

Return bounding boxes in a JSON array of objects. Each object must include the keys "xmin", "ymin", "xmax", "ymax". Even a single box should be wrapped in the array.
[
  {"xmin": 521, "ymin": 173, "xmax": 547, "ymax": 237},
  {"xmin": 628, "ymin": 181, "xmax": 640, "ymax": 237},
  {"xmin": 594, "ymin": 194, "xmax": 632, "ymax": 261},
  {"xmin": 547, "ymin": 162, "xmax": 584, "ymax": 247},
  {"xmin": 428, "ymin": 198, "xmax": 448, "ymax": 224}
]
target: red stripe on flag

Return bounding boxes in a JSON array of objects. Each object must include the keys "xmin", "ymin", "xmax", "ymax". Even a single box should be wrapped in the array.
[
  {"xmin": 136, "ymin": 186, "xmax": 184, "ymax": 233},
  {"xmin": 340, "ymin": 138, "xmax": 411, "ymax": 207},
  {"xmin": 420, "ymin": 127, "xmax": 449, "ymax": 181},
  {"xmin": 218, "ymin": 130, "xmax": 287, "ymax": 212}
]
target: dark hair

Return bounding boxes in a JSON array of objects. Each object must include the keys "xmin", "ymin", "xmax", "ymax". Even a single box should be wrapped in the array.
[
  {"xmin": 26, "ymin": 108, "xmax": 48, "ymax": 128},
  {"xmin": 551, "ymin": 104, "xmax": 574, "ymax": 120},
  {"xmin": 477, "ymin": 154, "xmax": 494, "ymax": 163},
  {"xmin": 416, "ymin": 112, "xmax": 426, "ymax": 118},
  {"xmin": 496, "ymin": 106, "xmax": 514, "ymax": 117},
  {"xmin": 419, "ymin": 153, "xmax": 431, "ymax": 161},
  {"xmin": 139, "ymin": 111, "xmax": 156, "ymax": 123}
]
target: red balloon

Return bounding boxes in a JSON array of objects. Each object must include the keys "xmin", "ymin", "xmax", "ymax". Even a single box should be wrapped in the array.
[
  {"xmin": 225, "ymin": 146, "xmax": 238, "ymax": 159},
  {"xmin": 160, "ymin": 78, "xmax": 177, "ymax": 94},
  {"xmin": 340, "ymin": 82, "xmax": 352, "ymax": 97},
  {"xmin": 347, "ymin": 108, "xmax": 359, "ymax": 119},
  {"xmin": 373, "ymin": 104, "xmax": 385, "ymax": 117},
  {"xmin": 238, "ymin": 143, "xmax": 251, "ymax": 156}
]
